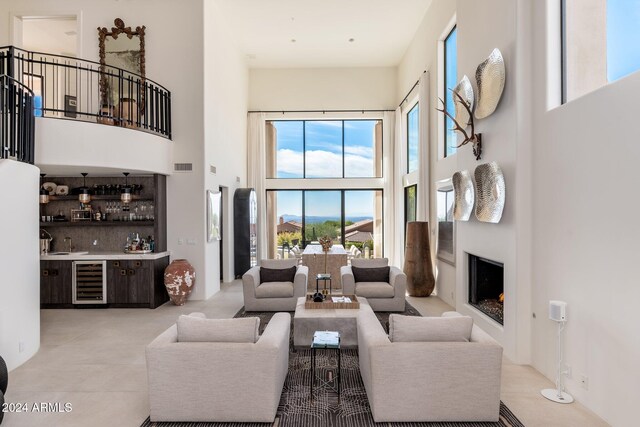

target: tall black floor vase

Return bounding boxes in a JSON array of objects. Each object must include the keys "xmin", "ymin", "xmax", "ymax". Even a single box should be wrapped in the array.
[
  {"xmin": 0, "ymin": 354, "xmax": 7, "ymax": 394},
  {"xmin": 0, "ymin": 354, "xmax": 7, "ymax": 424}
]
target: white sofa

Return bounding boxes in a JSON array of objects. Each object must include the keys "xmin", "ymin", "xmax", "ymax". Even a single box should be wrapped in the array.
[
  {"xmin": 357, "ymin": 309, "xmax": 503, "ymax": 422},
  {"xmin": 242, "ymin": 259, "xmax": 308, "ymax": 311},
  {"xmin": 341, "ymin": 258, "xmax": 406, "ymax": 312},
  {"xmin": 146, "ymin": 312, "xmax": 290, "ymax": 423}
]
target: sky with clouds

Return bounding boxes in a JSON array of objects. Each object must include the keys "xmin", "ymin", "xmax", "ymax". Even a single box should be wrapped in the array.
[
  {"xmin": 273, "ymin": 120, "xmax": 379, "ymax": 178},
  {"xmin": 271, "ymin": 120, "xmax": 380, "ymax": 218}
]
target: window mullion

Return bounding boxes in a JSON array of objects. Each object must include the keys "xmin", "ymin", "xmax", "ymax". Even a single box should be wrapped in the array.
[
  {"xmin": 302, "ymin": 121, "xmax": 306, "ymax": 178},
  {"xmin": 342, "ymin": 120, "xmax": 345, "ymax": 178}
]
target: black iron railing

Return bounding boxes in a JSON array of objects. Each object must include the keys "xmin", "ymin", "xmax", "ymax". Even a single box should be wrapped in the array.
[
  {"xmin": 1, "ymin": 74, "xmax": 35, "ymax": 164},
  {"xmin": 0, "ymin": 46, "xmax": 171, "ymax": 139}
]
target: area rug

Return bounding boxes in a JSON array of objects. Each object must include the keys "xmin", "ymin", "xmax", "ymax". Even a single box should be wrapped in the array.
[{"xmin": 141, "ymin": 302, "xmax": 524, "ymax": 427}]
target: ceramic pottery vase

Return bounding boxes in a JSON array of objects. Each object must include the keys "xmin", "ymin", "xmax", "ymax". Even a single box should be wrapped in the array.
[
  {"xmin": 164, "ymin": 259, "xmax": 195, "ymax": 306},
  {"xmin": 403, "ymin": 221, "xmax": 436, "ymax": 297},
  {"xmin": 117, "ymin": 98, "xmax": 139, "ymax": 128}
]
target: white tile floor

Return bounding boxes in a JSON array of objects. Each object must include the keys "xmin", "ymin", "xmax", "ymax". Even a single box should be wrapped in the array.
[{"xmin": 2, "ymin": 282, "xmax": 608, "ymax": 427}]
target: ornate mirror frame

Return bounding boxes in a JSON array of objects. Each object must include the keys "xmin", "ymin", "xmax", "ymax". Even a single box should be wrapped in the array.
[{"xmin": 97, "ymin": 18, "xmax": 146, "ymax": 109}]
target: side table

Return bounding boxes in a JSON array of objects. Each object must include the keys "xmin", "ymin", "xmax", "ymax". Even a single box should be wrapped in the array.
[{"xmin": 310, "ymin": 332, "xmax": 341, "ymax": 402}]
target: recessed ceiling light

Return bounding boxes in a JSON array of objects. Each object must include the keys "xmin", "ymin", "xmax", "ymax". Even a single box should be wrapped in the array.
[
  {"xmin": 291, "ymin": 39, "xmax": 296, "ymax": 43},
  {"xmin": 348, "ymin": 38, "xmax": 355, "ymax": 42}
]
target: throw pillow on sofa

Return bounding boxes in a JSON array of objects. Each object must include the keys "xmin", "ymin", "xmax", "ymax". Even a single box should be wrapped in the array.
[
  {"xmin": 177, "ymin": 315, "xmax": 260, "ymax": 343},
  {"xmin": 389, "ymin": 314, "xmax": 473, "ymax": 342},
  {"xmin": 260, "ymin": 266, "xmax": 296, "ymax": 283},
  {"xmin": 352, "ymin": 266, "xmax": 390, "ymax": 283}
]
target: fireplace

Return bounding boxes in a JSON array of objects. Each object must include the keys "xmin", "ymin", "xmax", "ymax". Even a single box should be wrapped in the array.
[{"xmin": 468, "ymin": 254, "xmax": 504, "ymax": 325}]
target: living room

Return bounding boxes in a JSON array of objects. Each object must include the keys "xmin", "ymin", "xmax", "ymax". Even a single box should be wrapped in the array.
[{"xmin": 0, "ymin": 0, "xmax": 637, "ymax": 426}]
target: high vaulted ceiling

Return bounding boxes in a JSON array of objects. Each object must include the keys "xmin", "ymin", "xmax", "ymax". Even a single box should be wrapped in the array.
[{"xmin": 213, "ymin": 0, "xmax": 433, "ymax": 68}]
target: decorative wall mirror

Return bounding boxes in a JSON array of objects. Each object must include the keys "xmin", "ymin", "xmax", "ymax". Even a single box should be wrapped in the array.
[{"xmin": 97, "ymin": 18, "xmax": 146, "ymax": 124}]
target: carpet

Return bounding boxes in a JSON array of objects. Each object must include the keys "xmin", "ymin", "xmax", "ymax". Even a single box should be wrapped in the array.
[{"xmin": 141, "ymin": 302, "xmax": 524, "ymax": 427}]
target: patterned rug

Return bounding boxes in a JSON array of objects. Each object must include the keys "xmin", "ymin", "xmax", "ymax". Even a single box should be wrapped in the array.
[{"xmin": 141, "ymin": 302, "xmax": 524, "ymax": 427}]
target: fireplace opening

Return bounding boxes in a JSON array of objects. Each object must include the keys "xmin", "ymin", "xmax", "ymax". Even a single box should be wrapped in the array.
[{"xmin": 468, "ymin": 254, "xmax": 504, "ymax": 325}]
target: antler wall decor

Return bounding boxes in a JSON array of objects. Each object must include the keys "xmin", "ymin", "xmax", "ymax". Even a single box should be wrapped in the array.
[{"xmin": 436, "ymin": 90, "xmax": 482, "ymax": 160}]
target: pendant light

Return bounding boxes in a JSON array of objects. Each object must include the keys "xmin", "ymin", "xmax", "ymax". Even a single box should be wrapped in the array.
[
  {"xmin": 39, "ymin": 173, "xmax": 49, "ymax": 204},
  {"xmin": 79, "ymin": 172, "xmax": 91, "ymax": 204},
  {"xmin": 121, "ymin": 172, "xmax": 132, "ymax": 204}
]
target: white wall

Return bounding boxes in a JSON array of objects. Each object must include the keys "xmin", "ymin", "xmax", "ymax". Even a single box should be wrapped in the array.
[
  {"xmin": 531, "ymin": 2, "xmax": 638, "ymax": 425},
  {"xmin": 0, "ymin": 160, "xmax": 40, "ymax": 371},
  {"xmin": 249, "ymin": 67, "xmax": 397, "ymax": 110},
  {"xmin": 203, "ymin": 0, "xmax": 249, "ymax": 289},
  {"xmin": 35, "ymin": 118, "xmax": 173, "ymax": 175},
  {"xmin": 397, "ymin": 0, "xmax": 532, "ymax": 364}
]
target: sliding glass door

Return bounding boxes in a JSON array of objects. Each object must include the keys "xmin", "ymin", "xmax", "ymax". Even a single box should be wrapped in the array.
[
  {"xmin": 267, "ymin": 189, "xmax": 384, "ymax": 258},
  {"xmin": 304, "ymin": 191, "xmax": 341, "ymax": 245}
]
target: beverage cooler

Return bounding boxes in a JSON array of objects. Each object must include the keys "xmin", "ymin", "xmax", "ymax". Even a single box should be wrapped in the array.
[{"xmin": 72, "ymin": 260, "xmax": 107, "ymax": 304}]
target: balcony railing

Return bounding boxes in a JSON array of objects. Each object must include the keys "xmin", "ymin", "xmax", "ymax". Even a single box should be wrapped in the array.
[
  {"xmin": 1, "ymin": 75, "xmax": 35, "ymax": 164},
  {"xmin": 0, "ymin": 46, "xmax": 171, "ymax": 139}
]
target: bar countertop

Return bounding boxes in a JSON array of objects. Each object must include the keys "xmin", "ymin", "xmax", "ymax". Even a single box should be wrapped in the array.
[{"xmin": 40, "ymin": 251, "xmax": 171, "ymax": 261}]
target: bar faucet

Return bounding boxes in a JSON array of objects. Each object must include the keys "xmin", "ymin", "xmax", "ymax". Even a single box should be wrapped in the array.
[{"xmin": 63, "ymin": 236, "xmax": 73, "ymax": 252}]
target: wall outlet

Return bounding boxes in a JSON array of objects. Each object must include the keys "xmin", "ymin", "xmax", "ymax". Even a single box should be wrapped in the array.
[
  {"xmin": 92, "ymin": 239, "xmax": 98, "ymax": 246},
  {"xmin": 19, "ymin": 341, "xmax": 25, "ymax": 353},
  {"xmin": 580, "ymin": 374, "xmax": 589, "ymax": 390},
  {"xmin": 178, "ymin": 238, "xmax": 184, "ymax": 245},
  {"xmin": 187, "ymin": 239, "xmax": 197, "ymax": 245},
  {"xmin": 563, "ymin": 364, "xmax": 572, "ymax": 379}
]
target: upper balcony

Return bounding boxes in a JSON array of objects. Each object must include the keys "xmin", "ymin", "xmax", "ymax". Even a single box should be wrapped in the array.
[{"xmin": 0, "ymin": 46, "xmax": 173, "ymax": 175}]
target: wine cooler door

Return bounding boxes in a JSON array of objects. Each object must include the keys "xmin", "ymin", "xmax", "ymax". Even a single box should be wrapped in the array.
[{"xmin": 72, "ymin": 260, "xmax": 107, "ymax": 304}]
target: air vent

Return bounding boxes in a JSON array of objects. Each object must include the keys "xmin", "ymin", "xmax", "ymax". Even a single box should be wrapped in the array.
[
  {"xmin": 210, "ymin": 165, "xmax": 216, "ymax": 174},
  {"xmin": 174, "ymin": 163, "xmax": 193, "ymax": 172}
]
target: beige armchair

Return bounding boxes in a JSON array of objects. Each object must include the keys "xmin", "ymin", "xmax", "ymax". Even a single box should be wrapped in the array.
[
  {"xmin": 146, "ymin": 312, "xmax": 291, "ymax": 422},
  {"xmin": 243, "ymin": 259, "xmax": 308, "ymax": 311},
  {"xmin": 357, "ymin": 309, "xmax": 503, "ymax": 422},
  {"xmin": 341, "ymin": 258, "xmax": 406, "ymax": 312}
]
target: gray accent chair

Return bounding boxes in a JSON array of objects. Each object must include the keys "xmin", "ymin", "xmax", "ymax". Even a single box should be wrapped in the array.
[
  {"xmin": 243, "ymin": 259, "xmax": 308, "ymax": 311},
  {"xmin": 146, "ymin": 312, "xmax": 291, "ymax": 423},
  {"xmin": 341, "ymin": 258, "xmax": 406, "ymax": 312},
  {"xmin": 357, "ymin": 309, "xmax": 503, "ymax": 422}
]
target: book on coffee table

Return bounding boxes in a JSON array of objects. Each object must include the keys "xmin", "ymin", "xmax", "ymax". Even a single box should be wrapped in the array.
[{"xmin": 312, "ymin": 331, "xmax": 340, "ymax": 348}]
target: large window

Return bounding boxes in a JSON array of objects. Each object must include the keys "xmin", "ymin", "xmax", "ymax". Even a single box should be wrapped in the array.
[
  {"xmin": 267, "ymin": 190, "xmax": 383, "ymax": 258},
  {"xmin": 406, "ymin": 104, "xmax": 419, "ymax": 173},
  {"xmin": 443, "ymin": 26, "xmax": 458, "ymax": 157},
  {"xmin": 562, "ymin": 0, "xmax": 640, "ymax": 102},
  {"xmin": 267, "ymin": 120, "xmax": 382, "ymax": 179}
]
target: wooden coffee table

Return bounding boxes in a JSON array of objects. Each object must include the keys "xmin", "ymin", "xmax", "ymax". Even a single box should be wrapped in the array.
[{"xmin": 293, "ymin": 296, "xmax": 370, "ymax": 348}]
